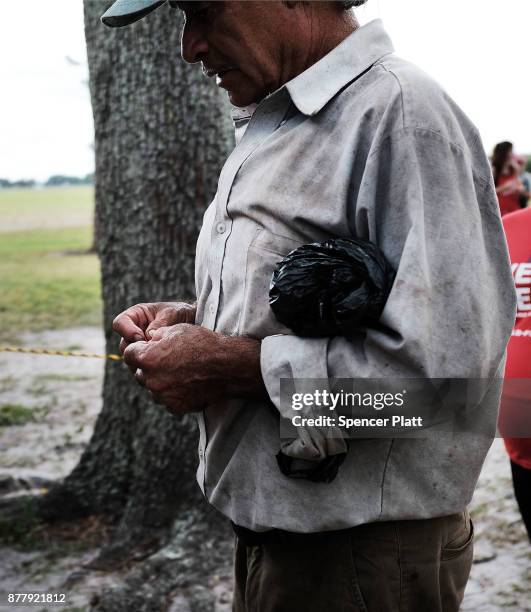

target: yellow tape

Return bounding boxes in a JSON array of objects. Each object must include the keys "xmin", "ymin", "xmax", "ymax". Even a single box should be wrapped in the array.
[{"xmin": 0, "ymin": 346, "xmax": 122, "ymax": 361}]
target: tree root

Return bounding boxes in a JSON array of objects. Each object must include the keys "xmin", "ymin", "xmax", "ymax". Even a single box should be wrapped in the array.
[
  {"xmin": 89, "ymin": 508, "xmax": 234, "ymax": 612},
  {"xmin": 36, "ymin": 482, "xmax": 94, "ymax": 522},
  {"xmin": 85, "ymin": 524, "xmax": 172, "ymax": 571}
]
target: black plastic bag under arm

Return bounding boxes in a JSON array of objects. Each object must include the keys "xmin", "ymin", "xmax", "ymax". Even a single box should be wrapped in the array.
[{"xmin": 269, "ymin": 237, "xmax": 395, "ymax": 337}]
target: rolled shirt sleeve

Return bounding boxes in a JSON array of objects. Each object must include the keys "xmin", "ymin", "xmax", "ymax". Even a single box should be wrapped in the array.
[{"xmin": 261, "ymin": 127, "xmax": 517, "ymax": 461}]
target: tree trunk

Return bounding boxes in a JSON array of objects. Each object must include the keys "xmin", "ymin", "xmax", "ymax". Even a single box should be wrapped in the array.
[
  {"xmin": 88, "ymin": 198, "xmax": 100, "ymax": 254},
  {"xmin": 38, "ymin": 2, "xmax": 235, "ymax": 607}
]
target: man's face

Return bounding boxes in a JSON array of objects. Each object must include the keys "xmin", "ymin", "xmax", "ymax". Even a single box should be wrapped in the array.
[{"xmin": 177, "ymin": 1, "xmax": 304, "ymax": 107}]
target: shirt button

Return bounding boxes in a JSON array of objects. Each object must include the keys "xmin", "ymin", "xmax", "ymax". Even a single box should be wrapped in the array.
[
  {"xmin": 216, "ymin": 222, "xmax": 226, "ymax": 234},
  {"xmin": 209, "ymin": 303, "xmax": 215, "ymax": 315},
  {"xmin": 199, "ymin": 448, "xmax": 204, "ymax": 459}
]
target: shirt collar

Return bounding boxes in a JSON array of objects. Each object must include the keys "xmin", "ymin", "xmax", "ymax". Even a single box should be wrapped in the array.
[
  {"xmin": 285, "ymin": 19, "xmax": 394, "ymax": 116},
  {"xmin": 229, "ymin": 19, "xmax": 394, "ymax": 128}
]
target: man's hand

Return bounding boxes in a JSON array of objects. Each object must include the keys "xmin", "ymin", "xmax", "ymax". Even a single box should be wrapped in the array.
[
  {"xmin": 113, "ymin": 301, "xmax": 196, "ymax": 359},
  {"xmin": 122, "ymin": 324, "xmax": 267, "ymax": 415}
]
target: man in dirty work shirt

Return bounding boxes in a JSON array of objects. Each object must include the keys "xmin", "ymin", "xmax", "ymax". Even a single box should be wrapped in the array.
[{"xmin": 108, "ymin": 1, "xmax": 517, "ymax": 610}]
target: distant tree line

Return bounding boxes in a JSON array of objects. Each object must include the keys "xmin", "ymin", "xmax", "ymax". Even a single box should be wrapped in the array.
[
  {"xmin": 0, "ymin": 178, "xmax": 37, "ymax": 189},
  {"xmin": 0, "ymin": 173, "xmax": 94, "ymax": 189}
]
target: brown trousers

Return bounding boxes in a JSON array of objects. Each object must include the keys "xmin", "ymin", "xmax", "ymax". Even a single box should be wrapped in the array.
[{"xmin": 233, "ymin": 510, "xmax": 473, "ymax": 612}]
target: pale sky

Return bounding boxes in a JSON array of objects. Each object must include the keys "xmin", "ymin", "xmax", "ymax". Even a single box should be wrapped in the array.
[{"xmin": 1, "ymin": 0, "xmax": 530, "ymax": 182}]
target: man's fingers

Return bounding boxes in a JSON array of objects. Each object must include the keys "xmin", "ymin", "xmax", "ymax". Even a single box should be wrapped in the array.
[
  {"xmin": 147, "ymin": 326, "xmax": 174, "ymax": 341},
  {"xmin": 115, "ymin": 303, "xmax": 196, "ymax": 342},
  {"xmin": 145, "ymin": 319, "xmax": 172, "ymax": 339},
  {"xmin": 119, "ymin": 338, "xmax": 137, "ymax": 372},
  {"xmin": 123, "ymin": 341, "xmax": 151, "ymax": 370},
  {"xmin": 135, "ymin": 368, "xmax": 147, "ymax": 387},
  {"xmin": 147, "ymin": 323, "xmax": 194, "ymax": 341},
  {"xmin": 113, "ymin": 312, "xmax": 146, "ymax": 343},
  {"xmin": 144, "ymin": 305, "xmax": 196, "ymax": 337},
  {"xmin": 119, "ymin": 337, "xmax": 129, "ymax": 355},
  {"xmin": 145, "ymin": 309, "xmax": 187, "ymax": 337}
]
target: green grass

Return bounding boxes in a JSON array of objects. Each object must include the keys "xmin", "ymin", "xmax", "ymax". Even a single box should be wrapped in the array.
[
  {"xmin": 0, "ymin": 187, "xmax": 102, "ymax": 342},
  {"xmin": 0, "ymin": 186, "xmax": 94, "ymax": 232},
  {"xmin": 0, "ymin": 403, "xmax": 37, "ymax": 426},
  {"xmin": 0, "ymin": 401, "xmax": 54, "ymax": 426}
]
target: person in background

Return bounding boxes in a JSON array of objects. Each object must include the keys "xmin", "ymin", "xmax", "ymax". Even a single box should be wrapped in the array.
[
  {"xmin": 492, "ymin": 141, "xmax": 525, "ymax": 215},
  {"xmin": 515, "ymin": 154, "xmax": 531, "ymax": 209},
  {"xmin": 499, "ymin": 206, "xmax": 531, "ymax": 541}
]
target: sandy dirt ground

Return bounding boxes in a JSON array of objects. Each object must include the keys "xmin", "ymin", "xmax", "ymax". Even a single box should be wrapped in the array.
[{"xmin": 0, "ymin": 327, "xmax": 530, "ymax": 611}]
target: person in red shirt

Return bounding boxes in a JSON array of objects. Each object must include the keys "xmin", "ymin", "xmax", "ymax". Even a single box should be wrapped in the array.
[
  {"xmin": 492, "ymin": 141, "xmax": 526, "ymax": 216},
  {"xmin": 499, "ymin": 206, "xmax": 531, "ymax": 540}
]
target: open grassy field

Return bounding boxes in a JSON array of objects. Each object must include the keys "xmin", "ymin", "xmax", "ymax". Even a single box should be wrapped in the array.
[
  {"xmin": 0, "ymin": 186, "xmax": 101, "ymax": 342},
  {"xmin": 0, "ymin": 186, "xmax": 95, "ymax": 232}
]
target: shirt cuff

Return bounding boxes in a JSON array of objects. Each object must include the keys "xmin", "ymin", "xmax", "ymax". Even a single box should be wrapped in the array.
[{"xmin": 260, "ymin": 334, "xmax": 348, "ymax": 462}]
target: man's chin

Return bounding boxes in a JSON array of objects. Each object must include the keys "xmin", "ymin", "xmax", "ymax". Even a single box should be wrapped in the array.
[{"xmin": 226, "ymin": 88, "xmax": 263, "ymax": 109}]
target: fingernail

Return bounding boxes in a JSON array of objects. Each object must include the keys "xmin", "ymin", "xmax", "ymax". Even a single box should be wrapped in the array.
[
  {"xmin": 133, "ymin": 334, "xmax": 144, "ymax": 342},
  {"xmin": 148, "ymin": 330, "xmax": 155, "ymax": 338}
]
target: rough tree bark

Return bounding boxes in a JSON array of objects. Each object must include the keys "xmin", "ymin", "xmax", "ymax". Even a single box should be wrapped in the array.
[{"xmin": 37, "ymin": 2, "xmax": 236, "ymax": 609}]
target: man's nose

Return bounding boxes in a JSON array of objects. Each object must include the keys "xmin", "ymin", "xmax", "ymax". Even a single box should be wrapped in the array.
[{"xmin": 181, "ymin": 23, "xmax": 209, "ymax": 64}]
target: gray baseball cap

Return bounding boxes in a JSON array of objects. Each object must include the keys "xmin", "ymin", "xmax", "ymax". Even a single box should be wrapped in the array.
[{"xmin": 101, "ymin": 0, "xmax": 170, "ymax": 28}]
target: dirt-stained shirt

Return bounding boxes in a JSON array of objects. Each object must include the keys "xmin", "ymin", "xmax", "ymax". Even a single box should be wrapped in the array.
[{"xmin": 193, "ymin": 20, "xmax": 517, "ymax": 532}]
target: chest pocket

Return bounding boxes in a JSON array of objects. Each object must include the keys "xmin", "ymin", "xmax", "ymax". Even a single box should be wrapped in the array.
[{"xmin": 238, "ymin": 228, "xmax": 305, "ymax": 339}]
